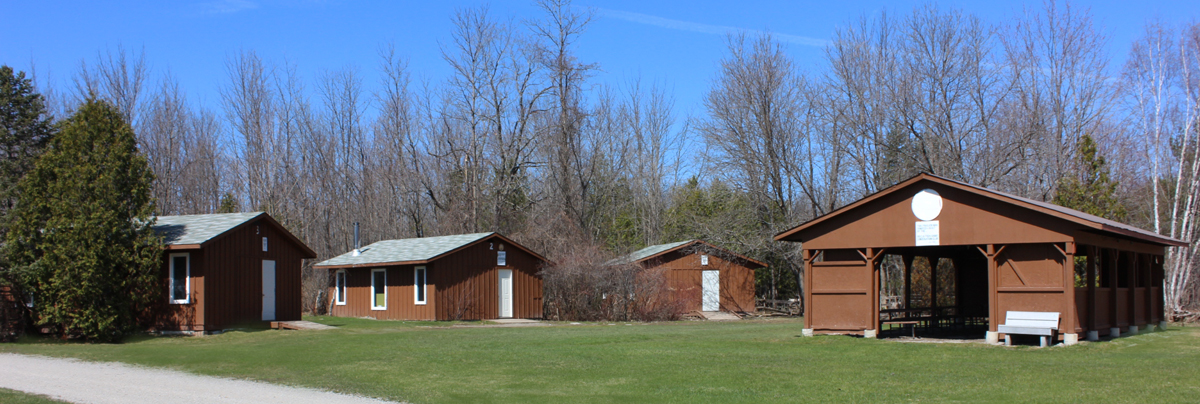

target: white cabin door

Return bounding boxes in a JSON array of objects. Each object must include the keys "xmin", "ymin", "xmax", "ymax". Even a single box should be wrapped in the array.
[
  {"xmin": 498, "ymin": 269, "xmax": 513, "ymax": 318},
  {"xmin": 262, "ymin": 260, "xmax": 276, "ymax": 321},
  {"xmin": 702, "ymin": 270, "xmax": 720, "ymax": 311}
]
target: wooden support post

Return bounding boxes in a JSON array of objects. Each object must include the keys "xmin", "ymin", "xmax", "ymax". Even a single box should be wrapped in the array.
[
  {"xmin": 872, "ymin": 250, "xmax": 880, "ymax": 334},
  {"xmin": 953, "ymin": 257, "xmax": 962, "ymax": 312},
  {"xmin": 1142, "ymin": 253, "xmax": 1153, "ymax": 327},
  {"xmin": 1127, "ymin": 252, "xmax": 1137, "ymax": 332},
  {"xmin": 1086, "ymin": 246, "xmax": 1097, "ymax": 340},
  {"xmin": 977, "ymin": 244, "xmax": 1004, "ymax": 343},
  {"xmin": 903, "ymin": 254, "xmax": 914, "ymax": 310},
  {"xmin": 1108, "ymin": 248, "xmax": 1120, "ymax": 336},
  {"xmin": 987, "ymin": 245, "xmax": 997, "ymax": 332},
  {"xmin": 802, "ymin": 249, "xmax": 815, "ymax": 334},
  {"xmin": 930, "ymin": 255, "xmax": 939, "ymax": 312},
  {"xmin": 1154, "ymin": 255, "xmax": 1166, "ymax": 326},
  {"xmin": 1061, "ymin": 242, "xmax": 1077, "ymax": 338},
  {"xmin": 858, "ymin": 248, "xmax": 886, "ymax": 337}
]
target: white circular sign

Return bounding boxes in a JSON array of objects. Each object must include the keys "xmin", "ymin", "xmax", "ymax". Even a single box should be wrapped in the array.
[{"xmin": 911, "ymin": 189, "xmax": 942, "ymax": 221}]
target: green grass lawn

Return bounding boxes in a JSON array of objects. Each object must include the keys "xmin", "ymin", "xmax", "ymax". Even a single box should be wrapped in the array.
[
  {"xmin": 0, "ymin": 388, "xmax": 68, "ymax": 404},
  {"xmin": 2, "ymin": 317, "xmax": 1199, "ymax": 403}
]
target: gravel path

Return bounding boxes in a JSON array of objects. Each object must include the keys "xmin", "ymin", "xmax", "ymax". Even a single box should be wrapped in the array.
[{"xmin": 0, "ymin": 353, "xmax": 402, "ymax": 404}]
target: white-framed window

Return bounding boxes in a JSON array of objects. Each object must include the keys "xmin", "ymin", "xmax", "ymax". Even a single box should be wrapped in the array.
[
  {"xmin": 498, "ymin": 251, "xmax": 507, "ymax": 266},
  {"xmin": 701, "ymin": 254, "xmax": 709, "ymax": 266},
  {"xmin": 414, "ymin": 266, "xmax": 427, "ymax": 305},
  {"xmin": 335, "ymin": 270, "xmax": 347, "ymax": 305},
  {"xmin": 371, "ymin": 268, "xmax": 387, "ymax": 310},
  {"xmin": 169, "ymin": 253, "xmax": 190, "ymax": 304},
  {"xmin": 262, "ymin": 237, "xmax": 268, "ymax": 252}
]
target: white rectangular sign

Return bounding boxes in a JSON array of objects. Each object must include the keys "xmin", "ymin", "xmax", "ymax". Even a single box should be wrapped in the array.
[{"xmin": 915, "ymin": 221, "xmax": 940, "ymax": 246}]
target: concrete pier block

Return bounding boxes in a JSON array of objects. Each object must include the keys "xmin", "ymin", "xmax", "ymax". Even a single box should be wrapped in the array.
[
  {"xmin": 1160, "ymin": 321, "xmax": 1169, "ymax": 331},
  {"xmin": 1063, "ymin": 333, "xmax": 1079, "ymax": 346},
  {"xmin": 986, "ymin": 331, "xmax": 999, "ymax": 344},
  {"xmin": 802, "ymin": 328, "xmax": 814, "ymax": 337},
  {"xmin": 1110, "ymin": 327, "xmax": 1121, "ymax": 338},
  {"xmin": 863, "ymin": 329, "xmax": 877, "ymax": 339},
  {"xmin": 1086, "ymin": 331, "xmax": 1099, "ymax": 341},
  {"xmin": 1127, "ymin": 325, "xmax": 1139, "ymax": 335}
]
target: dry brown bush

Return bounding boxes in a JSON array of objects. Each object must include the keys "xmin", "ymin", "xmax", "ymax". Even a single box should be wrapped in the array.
[{"xmin": 541, "ymin": 243, "xmax": 687, "ymax": 322}]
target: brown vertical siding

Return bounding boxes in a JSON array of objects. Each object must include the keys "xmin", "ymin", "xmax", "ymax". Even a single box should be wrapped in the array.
[
  {"xmin": 650, "ymin": 250, "xmax": 758, "ymax": 313},
  {"xmin": 326, "ymin": 235, "xmax": 544, "ymax": 321},
  {"xmin": 433, "ymin": 237, "xmax": 543, "ymax": 320},
  {"xmin": 156, "ymin": 216, "xmax": 310, "ymax": 331},
  {"xmin": 156, "ymin": 249, "xmax": 205, "ymax": 331},
  {"xmin": 200, "ymin": 218, "xmax": 306, "ymax": 330},
  {"xmin": 326, "ymin": 265, "xmax": 437, "ymax": 320},
  {"xmin": 0, "ymin": 284, "xmax": 24, "ymax": 333}
]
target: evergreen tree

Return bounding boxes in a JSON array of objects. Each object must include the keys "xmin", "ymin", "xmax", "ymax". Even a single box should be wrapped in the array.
[
  {"xmin": 0, "ymin": 66, "xmax": 53, "ymax": 215},
  {"xmin": 1054, "ymin": 135, "xmax": 1127, "ymax": 221},
  {"xmin": 216, "ymin": 192, "xmax": 239, "ymax": 213},
  {"xmin": 662, "ymin": 177, "xmax": 758, "ymax": 244},
  {"xmin": 5, "ymin": 98, "xmax": 160, "ymax": 342},
  {"xmin": 0, "ymin": 65, "xmax": 55, "ymax": 321},
  {"xmin": 662, "ymin": 178, "xmax": 796, "ymax": 300}
]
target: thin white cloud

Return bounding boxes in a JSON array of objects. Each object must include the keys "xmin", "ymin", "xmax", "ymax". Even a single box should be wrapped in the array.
[
  {"xmin": 591, "ymin": 7, "xmax": 828, "ymax": 47},
  {"xmin": 200, "ymin": 0, "xmax": 259, "ymax": 15}
]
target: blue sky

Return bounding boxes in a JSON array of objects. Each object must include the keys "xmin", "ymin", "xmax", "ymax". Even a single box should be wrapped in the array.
[{"xmin": 3, "ymin": 1, "xmax": 1199, "ymax": 122}]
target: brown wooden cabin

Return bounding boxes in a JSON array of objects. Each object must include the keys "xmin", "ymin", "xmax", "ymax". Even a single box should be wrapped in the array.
[
  {"xmin": 153, "ymin": 212, "xmax": 316, "ymax": 332},
  {"xmin": 615, "ymin": 240, "xmax": 763, "ymax": 314},
  {"xmin": 0, "ymin": 284, "xmax": 29, "ymax": 340},
  {"xmin": 775, "ymin": 173, "xmax": 1187, "ymax": 344},
  {"xmin": 315, "ymin": 233, "xmax": 546, "ymax": 321}
]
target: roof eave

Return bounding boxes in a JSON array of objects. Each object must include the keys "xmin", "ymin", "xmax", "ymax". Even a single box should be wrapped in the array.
[
  {"xmin": 313, "ymin": 233, "xmax": 548, "ymax": 270},
  {"xmin": 774, "ymin": 174, "xmax": 930, "ymax": 241},
  {"xmin": 631, "ymin": 240, "xmax": 700, "ymax": 264},
  {"xmin": 775, "ymin": 173, "xmax": 1188, "ymax": 249},
  {"xmin": 423, "ymin": 233, "xmax": 547, "ymax": 263},
  {"xmin": 633, "ymin": 240, "xmax": 769, "ymax": 268},
  {"xmin": 694, "ymin": 240, "xmax": 768, "ymax": 268},
  {"xmin": 932, "ymin": 176, "xmax": 1187, "ymax": 247},
  {"xmin": 1097, "ymin": 225, "xmax": 1189, "ymax": 247},
  {"xmin": 314, "ymin": 259, "xmax": 432, "ymax": 270}
]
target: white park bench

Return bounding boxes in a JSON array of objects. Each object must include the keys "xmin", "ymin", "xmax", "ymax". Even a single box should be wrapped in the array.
[{"xmin": 997, "ymin": 311, "xmax": 1059, "ymax": 347}]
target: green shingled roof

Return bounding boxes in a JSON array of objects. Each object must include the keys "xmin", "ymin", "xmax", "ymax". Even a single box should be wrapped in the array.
[
  {"xmin": 154, "ymin": 212, "xmax": 264, "ymax": 245},
  {"xmin": 315, "ymin": 232, "xmax": 495, "ymax": 268},
  {"xmin": 611, "ymin": 240, "xmax": 697, "ymax": 264}
]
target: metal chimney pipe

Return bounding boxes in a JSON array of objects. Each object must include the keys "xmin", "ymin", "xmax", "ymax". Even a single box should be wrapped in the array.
[{"xmin": 352, "ymin": 222, "xmax": 361, "ymax": 256}]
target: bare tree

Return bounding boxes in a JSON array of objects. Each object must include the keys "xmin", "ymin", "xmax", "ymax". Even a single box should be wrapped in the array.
[
  {"xmin": 438, "ymin": 6, "xmax": 546, "ymax": 235},
  {"xmin": 1166, "ymin": 23, "xmax": 1200, "ymax": 314},
  {"xmin": 1001, "ymin": 1, "xmax": 1114, "ymax": 200},
  {"xmin": 699, "ymin": 32, "xmax": 811, "ymax": 303},
  {"xmin": 618, "ymin": 78, "xmax": 682, "ymax": 246},
  {"xmin": 73, "ymin": 45, "xmax": 148, "ymax": 125},
  {"xmin": 1126, "ymin": 22, "xmax": 1200, "ymax": 317},
  {"xmin": 139, "ymin": 76, "xmax": 227, "ymax": 215},
  {"xmin": 530, "ymin": 0, "xmax": 596, "ymax": 234},
  {"xmin": 221, "ymin": 51, "xmax": 279, "ymax": 212},
  {"xmin": 372, "ymin": 46, "xmax": 430, "ymax": 238}
]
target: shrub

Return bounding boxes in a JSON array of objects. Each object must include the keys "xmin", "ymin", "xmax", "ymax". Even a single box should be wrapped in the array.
[
  {"xmin": 4, "ymin": 98, "xmax": 160, "ymax": 342},
  {"xmin": 541, "ymin": 244, "xmax": 686, "ymax": 322}
]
